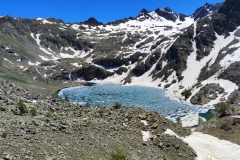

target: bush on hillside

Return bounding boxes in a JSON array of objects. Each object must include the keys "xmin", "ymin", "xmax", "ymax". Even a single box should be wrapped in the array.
[
  {"xmin": 17, "ymin": 99, "xmax": 28, "ymax": 115},
  {"xmin": 113, "ymin": 102, "xmax": 122, "ymax": 109},
  {"xmin": 217, "ymin": 102, "xmax": 230, "ymax": 118},
  {"xmin": 176, "ymin": 116, "xmax": 182, "ymax": 126},
  {"xmin": 110, "ymin": 148, "xmax": 126, "ymax": 160},
  {"xmin": 30, "ymin": 107, "xmax": 37, "ymax": 116}
]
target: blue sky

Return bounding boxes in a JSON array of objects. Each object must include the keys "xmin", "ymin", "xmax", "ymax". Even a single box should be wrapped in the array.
[{"xmin": 0, "ymin": 0, "xmax": 224, "ymax": 24}]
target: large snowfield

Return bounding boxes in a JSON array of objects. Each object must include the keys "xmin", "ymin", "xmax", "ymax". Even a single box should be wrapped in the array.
[{"xmin": 165, "ymin": 129, "xmax": 240, "ymax": 160}]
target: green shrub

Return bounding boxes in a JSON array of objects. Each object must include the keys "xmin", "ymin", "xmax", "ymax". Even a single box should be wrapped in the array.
[
  {"xmin": 110, "ymin": 148, "xmax": 126, "ymax": 160},
  {"xmin": 17, "ymin": 99, "xmax": 28, "ymax": 115},
  {"xmin": 30, "ymin": 107, "xmax": 37, "ymax": 116},
  {"xmin": 53, "ymin": 92, "xmax": 60, "ymax": 99},
  {"xmin": 206, "ymin": 114, "xmax": 214, "ymax": 120},
  {"xmin": 217, "ymin": 102, "xmax": 230, "ymax": 118},
  {"xmin": 45, "ymin": 111, "xmax": 52, "ymax": 117},
  {"xmin": 198, "ymin": 117, "xmax": 204, "ymax": 125},
  {"xmin": 64, "ymin": 95, "xmax": 69, "ymax": 102},
  {"xmin": 176, "ymin": 117, "xmax": 182, "ymax": 126},
  {"xmin": 113, "ymin": 102, "xmax": 122, "ymax": 109}
]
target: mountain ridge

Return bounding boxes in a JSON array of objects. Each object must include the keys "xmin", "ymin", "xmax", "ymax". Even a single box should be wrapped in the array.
[
  {"xmin": 1, "ymin": 2, "xmax": 221, "ymax": 26},
  {"xmin": 0, "ymin": 0, "xmax": 239, "ymax": 108}
]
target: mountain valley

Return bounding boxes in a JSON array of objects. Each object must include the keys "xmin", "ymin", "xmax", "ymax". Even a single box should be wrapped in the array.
[{"xmin": 1, "ymin": 0, "xmax": 240, "ymax": 159}]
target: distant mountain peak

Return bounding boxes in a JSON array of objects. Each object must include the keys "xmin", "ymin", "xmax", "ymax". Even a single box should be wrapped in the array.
[
  {"xmin": 163, "ymin": 7, "xmax": 174, "ymax": 13},
  {"xmin": 154, "ymin": 7, "xmax": 178, "ymax": 22},
  {"xmin": 192, "ymin": 2, "xmax": 223, "ymax": 20},
  {"xmin": 83, "ymin": 17, "xmax": 103, "ymax": 26},
  {"xmin": 137, "ymin": 8, "xmax": 152, "ymax": 20},
  {"xmin": 46, "ymin": 18, "xmax": 64, "ymax": 23},
  {"xmin": 140, "ymin": 8, "xmax": 149, "ymax": 14}
]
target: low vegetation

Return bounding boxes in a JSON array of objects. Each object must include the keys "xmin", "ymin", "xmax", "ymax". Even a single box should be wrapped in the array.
[
  {"xmin": 113, "ymin": 101, "xmax": 122, "ymax": 109},
  {"xmin": 17, "ymin": 99, "xmax": 28, "ymax": 115},
  {"xmin": 30, "ymin": 107, "xmax": 37, "ymax": 116},
  {"xmin": 176, "ymin": 116, "xmax": 182, "ymax": 126},
  {"xmin": 110, "ymin": 148, "xmax": 126, "ymax": 160},
  {"xmin": 216, "ymin": 102, "xmax": 230, "ymax": 118}
]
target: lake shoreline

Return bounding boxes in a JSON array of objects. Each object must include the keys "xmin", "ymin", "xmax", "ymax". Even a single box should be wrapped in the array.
[{"xmin": 58, "ymin": 81, "xmax": 214, "ymax": 127}]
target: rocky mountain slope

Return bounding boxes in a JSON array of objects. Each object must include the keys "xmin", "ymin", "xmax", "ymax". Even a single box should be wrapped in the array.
[
  {"xmin": 2, "ymin": 1, "xmax": 239, "ymax": 108},
  {"xmin": 0, "ymin": 80, "xmax": 196, "ymax": 159}
]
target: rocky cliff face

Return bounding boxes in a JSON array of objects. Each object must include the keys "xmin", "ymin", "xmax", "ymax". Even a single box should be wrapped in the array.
[
  {"xmin": 192, "ymin": 3, "xmax": 223, "ymax": 20},
  {"xmin": 0, "ymin": 0, "xmax": 240, "ymax": 107}
]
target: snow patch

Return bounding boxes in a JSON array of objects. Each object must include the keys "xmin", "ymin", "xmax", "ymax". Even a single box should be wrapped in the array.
[
  {"xmin": 71, "ymin": 63, "xmax": 82, "ymax": 67},
  {"xmin": 141, "ymin": 131, "xmax": 150, "ymax": 142},
  {"xmin": 165, "ymin": 129, "xmax": 240, "ymax": 160},
  {"xmin": 28, "ymin": 61, "xmax": 40, "ymax": 66},
  {"xmin": 181, "ymin": 30, "xmax": 236, "ymax": 89},
  {"xmin": 59, "ymin": 53, "xmax": 75, "ymax": 58},
  {"xmin": 141, "ymin": 120, "xmax": 148, "ymax": 126},
  {"xmin": 36, "ymin": 18, "xmax": 43, "ymax": 20},
  {"xmin": 71, "ymin": 24, "xmax": 80, "ymax": 30},
  {"xmin": 232, "ymin": 115, "xmax": 240, "ymax": 119},
  {"xmin": 164, "ymin": 129, "xmax": 181, "ymax": 139},
  {"xmin": 31, "ymin": 33, "xmax": 58, "ymax": 60},
  {"xmin": 184, "ymin": 132, "xmax": 240, "ymax": 160},
  {"xmin": 3, "ymin": 58, "xmax": 13, "ymax": 65},
  {"xmin": 39, "ymin": 55, "xmax": 50, "ymax": 61}
]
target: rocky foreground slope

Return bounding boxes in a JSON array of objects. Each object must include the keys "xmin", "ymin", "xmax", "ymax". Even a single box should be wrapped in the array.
[
  {"xmin": 0, "ymin": 0, "xmax": 240, "ymax": 107},
  {"xmin": 0, "ymin": 80, "xmax": 196, "ymax": 160}
]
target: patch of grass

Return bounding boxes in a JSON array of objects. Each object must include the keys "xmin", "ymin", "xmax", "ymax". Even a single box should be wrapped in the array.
[
  {"xmin": 45, "ymin": 111, "xmax": 52, "ymax": 117},
  {"xmin": 0, "ymin": 31, "xmax": 35, "ymax": 60},
  {"xmin": 110, "ymin": 148, "xmax": 126, "ymax": 160},
  {"xmin": 18, "ymin": 46, "xmax": 35, "ymax": 61},
  {"xmin": 26, "ymin": 34, "xmax": 38, "ymax": 44},
  {"xmin": 0, "ymin": 74, "xmax": 27, "ymax": 84},
  {"xmin": 206, "ymin": 114, "xmax": 214, "ymax": 120},
  {"xmin": 30, "ymin": 107, "xmax": 37, "ymax": 116},
  {"xmin": 0, "ymin": 56, "xmax": 3, "ymax": 66}
]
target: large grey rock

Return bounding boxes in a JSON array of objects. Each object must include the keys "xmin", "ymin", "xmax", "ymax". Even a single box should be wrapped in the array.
[{"xmin": 234, "ymin": 29, "xmax": 240, "ymax": 37}]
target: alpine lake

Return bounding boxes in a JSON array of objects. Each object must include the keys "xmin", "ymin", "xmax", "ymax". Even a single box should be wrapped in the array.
[{"xmin": 59, "ymin": 83, "xmax": 214, "ymax": 126}]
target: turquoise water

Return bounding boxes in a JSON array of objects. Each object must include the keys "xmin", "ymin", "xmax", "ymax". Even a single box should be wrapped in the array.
[{"xmin": 59, "ymin": 83, "xmax": 212, "ymax": 120}]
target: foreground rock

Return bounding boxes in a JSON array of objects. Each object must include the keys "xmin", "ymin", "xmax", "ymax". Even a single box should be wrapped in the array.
[{"xmin": 0, "ymin": 80, "xmax": 196, "ymax": 160}]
